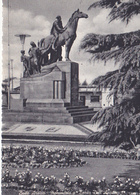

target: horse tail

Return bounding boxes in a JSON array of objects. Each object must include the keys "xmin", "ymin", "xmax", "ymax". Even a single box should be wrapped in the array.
[
  {"xmin": 40, "ymin": 38, "xmax": 45, "ymax": 47},
  {"xmin": 38, "ymin": 41, "xmax": 39, "ymax": 47}
]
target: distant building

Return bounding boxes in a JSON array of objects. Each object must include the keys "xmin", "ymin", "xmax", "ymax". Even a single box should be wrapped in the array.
[
  {"xmin": 2, "ymin": 91, "xmax": 8, "ymax": 107},
  {"xmin": 10, "ymin": 86, "xmax": 20, "ymax": 100},
  {"xmin": 2, "ymin": 85, "xmax": 20, "ymax": 107},
  {"xmin": 101, "ymin": 87, "xmax": 114, "ymax": 108},
  {"xmin": 79, "ymin": 84, "xmax": 114, "ymax": 110},
  {"xmin": 2, "ymin": 83, "xmax": 8, "ymax": 107}
]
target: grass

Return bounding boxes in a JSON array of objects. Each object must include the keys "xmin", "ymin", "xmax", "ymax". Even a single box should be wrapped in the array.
[{"xmin": 3, "ymin": 157, "xmax": 140, "ymax": 183}]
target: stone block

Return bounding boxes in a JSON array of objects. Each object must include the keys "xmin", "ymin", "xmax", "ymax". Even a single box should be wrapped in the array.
[{"xmin": 10, "ymin": 98, "xmax": 23, "ymax": 111}]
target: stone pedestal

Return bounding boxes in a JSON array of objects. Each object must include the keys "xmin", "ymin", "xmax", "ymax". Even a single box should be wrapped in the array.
[
  {"xmin": 5, "ymin": 61, "xmax": 96, "ymax": 124},
  {"xmin": 20, "ymin": 61, "xmax": 79, "ymax": 106}
]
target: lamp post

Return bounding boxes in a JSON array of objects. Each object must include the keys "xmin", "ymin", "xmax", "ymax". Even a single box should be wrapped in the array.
[
  {"xmin": 15, "ymin": 34, "xmax": 31, "ymax": 78},
  {"xmin": 10, "ymin": 59, "xmax": 13, "ymax": 91},
  {"xmin": 7, "ymin": 0, "xmax": 10, "ymax": 109},
  {"xmin": 15, "ymin": 34, "xmax": 31, "ymax": 51}
]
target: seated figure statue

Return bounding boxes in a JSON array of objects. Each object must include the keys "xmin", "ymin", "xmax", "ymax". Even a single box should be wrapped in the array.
[
  {"xmin": 50, "ymin": 15, "xmax": 65, "ymax": 51},
  {"xmin": 50, "ymin": 15, "xmax": 66, "ymax": 62}
]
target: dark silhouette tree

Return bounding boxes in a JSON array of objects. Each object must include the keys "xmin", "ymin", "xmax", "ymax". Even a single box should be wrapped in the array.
[
  {"xmin": 82, "ymin": 80, "xmax": 88, "ymax": 86},
  {"xmin": 80, "ymin": 0, "xmax": 140, "ymax": 149}
]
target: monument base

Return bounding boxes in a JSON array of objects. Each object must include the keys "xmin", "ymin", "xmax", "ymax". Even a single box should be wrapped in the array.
[
  {"xmin": 20, "ymin": 61, "xmax": 79, "ymax": 106},
  {"xmin": 4, "ymin": 61, "xmax": 96, "ymax": 124},
  {"xmin": 3, "ymin": 104, "xmax": 96, "ymax": 124}
]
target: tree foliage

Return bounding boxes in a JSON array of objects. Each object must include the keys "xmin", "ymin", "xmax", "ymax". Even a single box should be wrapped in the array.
[
  {"xmin": 88, "ymin": 0, "xmax": 140, "ymax": 23},
  {"xmin": 80, "ymin": 31, "xmax": 140, "ymax": 63},
  {"xmin": 82, "ymin": 79, "xmax": 88, "ymax": 86},
  {"xmin": 80, "ymin": 0, "xmax": 140, "ymax": 148}
]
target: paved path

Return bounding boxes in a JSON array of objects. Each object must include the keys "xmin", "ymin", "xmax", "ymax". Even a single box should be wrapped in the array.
[
  {"xmin": 4, "ymin": 123, "xmax": 87, "ymax": 135},
  {"xmin": 2, "ymin": 122, "xmax": 99, "ymax": 142}
]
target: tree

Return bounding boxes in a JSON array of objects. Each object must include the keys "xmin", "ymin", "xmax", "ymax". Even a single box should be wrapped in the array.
[
  {"xmin": 80, "ymin": 0, "xmax": 140, "ymax": 149},
  {"xmin": 2, "ymin": 77, "xmax": 17, "ymax": 83},
  {"xmin": 82, "ymin": 80, "xmax": 88, "ymax": 86},
  {"xmin": 2, "ymin": 77, "xmax": 17, "ymax": 91}
]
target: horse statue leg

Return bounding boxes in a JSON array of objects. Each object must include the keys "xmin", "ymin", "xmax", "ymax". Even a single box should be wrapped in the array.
[
  {"xmin": 50, "ymin": 49, "xmax": 58, "ymax": 64},
  {"xmin": 65, "ymin": 37, "xmax": 75, "ymax": 61},
  {"xmin": 57, "ymin": 46, "xmax": 62, "ymax": 61}
]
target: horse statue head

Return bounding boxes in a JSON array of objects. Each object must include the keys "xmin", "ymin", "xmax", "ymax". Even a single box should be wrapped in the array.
[
  {"xmin": 66, "ymin": 9, "xmax": 88, "ymax": 29},
  {"xmin": 69, "ymin": 9, "xmax": 88, "ymax": 20}
]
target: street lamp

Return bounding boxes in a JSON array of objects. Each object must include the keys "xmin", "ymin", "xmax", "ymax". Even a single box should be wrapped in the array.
[
  {"xmin": 15, "ymin": 34, "xmax": 31, "ymax": 78},
  {"xmin": 10, "ymin": 59, "xmax": 13, "ymax": 91},
  {"xmin": 15, "ymin": 34, "xmax": 31, "ymax": 51}
]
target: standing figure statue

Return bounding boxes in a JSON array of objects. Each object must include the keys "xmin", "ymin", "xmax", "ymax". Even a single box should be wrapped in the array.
[
  {"xmin": 21, "ymin": 41, "xmax": 41, "ymax": 78},
  {"xmin": 28, "ymin": 41, "xmax": 41, "ymax": 73},
  {"xmin": 21, "ymin": 50, "xmax": 32, "ymax": 78}
]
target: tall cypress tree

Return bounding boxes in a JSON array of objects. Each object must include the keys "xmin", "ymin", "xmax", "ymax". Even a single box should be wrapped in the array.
[{"xmin": 80, "ymin": 0, "xmax": 140, "ymax": 149}]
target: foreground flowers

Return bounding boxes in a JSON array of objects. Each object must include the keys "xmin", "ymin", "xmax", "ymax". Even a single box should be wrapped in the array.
[
  {"xmin": 2, "ymin": 169, "xmax": 140, "ymax": 194},
  {"xmin": 2, "ymin": 146, "xmax": 86, "ymax": 169},
  {"xmin": 2, "ymin": 145, "xmax": 139, "ymax": 170},
  {"xmin": 2, "ymin": 145, "xmax": 140, "ymax": 194}
]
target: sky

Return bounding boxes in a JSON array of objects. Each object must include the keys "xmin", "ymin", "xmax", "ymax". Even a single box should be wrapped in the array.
[{"xmin": 2, "ymin": 0, "xmax": 140, "ymax": 87}]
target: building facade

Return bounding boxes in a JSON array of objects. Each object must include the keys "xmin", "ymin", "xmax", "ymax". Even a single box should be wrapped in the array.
[{"xmin": 79, "ymin": 85, "xmax": 114, "ymax": 110}]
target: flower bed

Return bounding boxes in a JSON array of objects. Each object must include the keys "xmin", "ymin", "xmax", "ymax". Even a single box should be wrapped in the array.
[
  {"xmin": 2, "ymin": 146, "xmax": 140, "ymax": 194},
  {"xmin": 2, "ymin": 146, "xmax": 86, "ymax": 169},
  {"xmin": 2, "ymin": 169, "xmax": 140, "ymax": 194},
  {"xmin": 77, "ymin": 149, "xmax": 139, "ymax": 160},
  {"xmin": 2, "ymin": 145, "xmax": 139, "ymax": 170}
]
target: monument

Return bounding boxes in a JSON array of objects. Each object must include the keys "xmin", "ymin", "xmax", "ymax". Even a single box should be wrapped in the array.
[{"xmin": 6, "ymin": 9, "xmax": 96, "ymax": 124}]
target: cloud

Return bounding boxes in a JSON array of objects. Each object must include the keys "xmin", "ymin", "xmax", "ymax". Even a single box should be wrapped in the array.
[
  {"xmin": 2, "ymin": 7, "xmax": 51, "ymax": 44},
  {"xmin": 79, "ymin": 60, "xmax": 118, "ymax": 84},
  {"xmin": 92, "ymin": 9, "xmax": 140, "ymax": 34},
  {"xmin": 2, "ymin": 7, "xmax": 51, "ymax": 81},
  {"xmin": 69, "ymin": 9, "xmax": 135, "ymax": 62},
  {"xmin": 71, "ymin": 8, "xmax": 140, "ymax": 82},
  {"xmin": 69, "ymin": 17, "xmax": 93, "ymax": 61},
  {"xmin": 10, "ymin": 9, "xmax": 50, "ymax": 33}
]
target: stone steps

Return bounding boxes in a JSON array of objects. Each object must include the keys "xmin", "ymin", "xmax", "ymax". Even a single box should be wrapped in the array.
[
  {"xmin": 66, "ymin": 106, "xmax": 88, "ymax": 110},
  {"xmin": 67, "ymin": 107, "xmax": 93, "ymax": 112},
  {"xmin": 24, "ymin": 107, "xmax": 68, "ymax": 113},
  {"xmin": 26, "ymin": 102, "xmax": 66, "ymax": 108},
  {"xmin": 73, "ymin": 113, "xmax": 96, "ymax": 123},
  {"xmin": 64, "ymin": 105, "xmax": 96, "ymax": 123},
  {"xmin": 2, "ymin": 110, "xmax": 73, "ymax": 124},
  {"xmin": 70, "ymin": 110, "xmax": 95, "ymax": 116},
  {"xmin": 2, "ymin": 104, "xmax": 97, "ymax": 124},
  {"xmin": 24, "ymin": 107, "xmax": 94, "ymax": 114}
]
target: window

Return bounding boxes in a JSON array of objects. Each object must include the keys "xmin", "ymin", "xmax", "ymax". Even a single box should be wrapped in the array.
[
  {"xmin": 80, "ymin": 96, "xmax": 85, "ymax": 105},
  {"xmin": 90, "ymin": 96, "xmax": 99, "ymax": 102}
]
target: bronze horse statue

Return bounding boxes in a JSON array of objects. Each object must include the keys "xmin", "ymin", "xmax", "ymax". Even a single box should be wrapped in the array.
[{"xmin": 38, "ymin": 9, "xmax": 88, "ymax": 65}]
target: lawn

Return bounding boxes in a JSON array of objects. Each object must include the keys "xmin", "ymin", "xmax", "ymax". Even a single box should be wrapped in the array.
[
  {"xmin": 2, "ymin": 144, "xmax": 140, "ymax": 194},
  {"xmin": 3, "ymin": 157, "xmax": 140, "ymax": 183}
]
